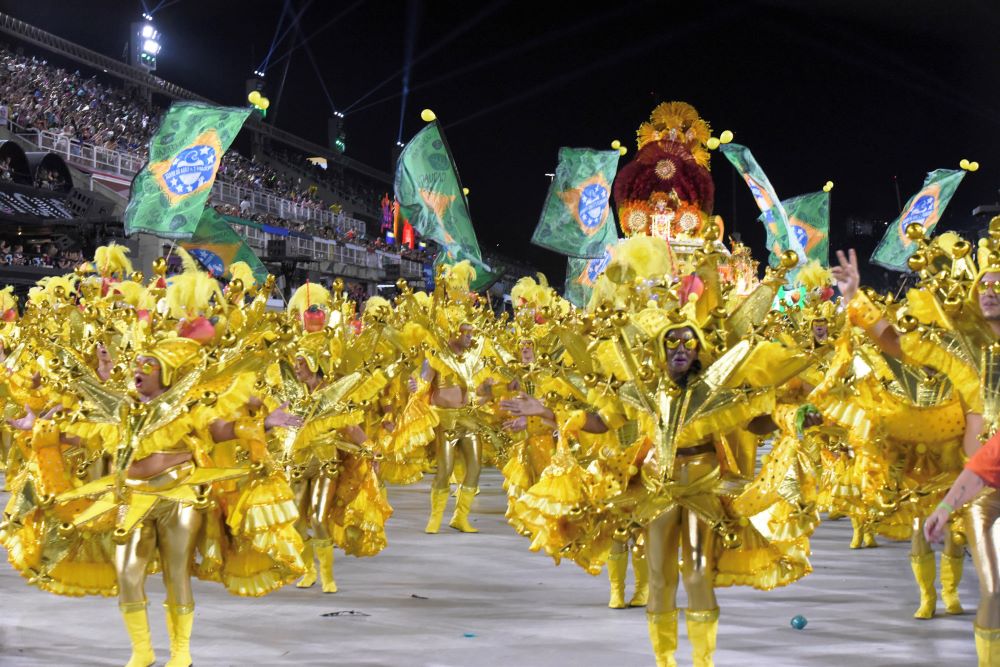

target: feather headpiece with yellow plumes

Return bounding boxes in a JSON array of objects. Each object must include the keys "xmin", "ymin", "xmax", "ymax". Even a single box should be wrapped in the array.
[
  {"xmin": 227, "ymin": 261, "xmax": 257, "ymax": 291},
  {"xmin": 93, "ymin": 243, "xmax": 133, "ymax": 278},
  {"xmin": 442, "ymin": 260, "xmax": 477, "ymax": 300},
  {"xmin": 164, "ymin": 247, "xmax": 225, "ymax": 321},
  {"xmin": 287, "ymin": 280, "xmax": 332, "ymax": 331},
  {"xmin": 28, "ymin": 275, "xmax": 78, "ymax": 307}
]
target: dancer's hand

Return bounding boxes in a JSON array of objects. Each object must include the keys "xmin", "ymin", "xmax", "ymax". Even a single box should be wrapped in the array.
[
  {"xmin": 501, "ymin": 393, "xmax": 547, "ymax": 417},
  {"xmin": 831, "ymin": 249, "xmax": 860, "ymax": 302},
  {"xmin": 265, "ymin": 402, "xmax": 303, "ymax": 429},
  {"xmin": 924, "ymin": 507, "xmax": 949, "ymax": 543},
  {"xmin": 503, "ymin": 416, "xmax": 527, "ymax": 432},
  {"xmin": 8, "ymin": 406, "xmax": 36, "ymax": 431}
]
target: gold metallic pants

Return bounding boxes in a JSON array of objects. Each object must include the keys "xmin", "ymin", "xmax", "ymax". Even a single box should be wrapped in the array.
[
  {"xmin": 967, "ymin": 490, "xmax": 1000, "ymax": 628},
  {"xmin": 911, "ymin": 515, "xmax": 963, "ymax": 558},
  {"xmin": 115, "ymin": 497, "xmax": 203, "ymax": 611},
  {"xmin": 646, "ymin": 452, "xmax": 718, "ymax": 614},
  {"xmin": 294, "ymin": 472, "xmax": 337, "ymax": 542},
  {"xmin": 431, "ymin": 411, "xmax": 482, "ymax": 491}
]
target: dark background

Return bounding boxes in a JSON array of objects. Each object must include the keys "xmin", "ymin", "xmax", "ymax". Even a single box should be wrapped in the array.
[{"xmin": 3, "ymin": 0, "xmax": 998, "ymax": 286}]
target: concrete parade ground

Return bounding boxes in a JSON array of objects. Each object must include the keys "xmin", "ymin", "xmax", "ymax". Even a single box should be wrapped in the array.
[{"xmin": 0, "ymin": 470, "xmax": 979, "ymax": 666}]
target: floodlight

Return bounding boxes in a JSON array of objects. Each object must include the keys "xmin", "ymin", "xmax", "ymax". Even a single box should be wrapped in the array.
[
  {"xmin": 141, "ymin": 24, "xmax": 155, "ymax": 39},
  {"xmin": 142, "ymin": 39, "xmax": 161, "ymax": 55}
]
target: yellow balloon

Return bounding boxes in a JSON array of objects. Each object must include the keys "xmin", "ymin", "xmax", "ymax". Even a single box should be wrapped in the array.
[
  {"xmin": 618, "ymin": 146, "xmax": 627, "ymax": 156},
  {"xmin": 420, "ymin": 109, "xmax": 437, "ymax": 122},
  {"xmin": 259, "ymin": 97, "xmax": 270, "ymax": 110},
  {"xmin": 706, "ymin": 137, "xmax": 721, "ymax": 150},
  {"xmin": 719, "ymin": 130, "xmax": 734, "ymax": 144},
  {"xmin": 248, "ymin": 90, "xmax": 262, "ymax": 105},
  {"xmin": 462, "ymin": 187, "xmax": 470, "ymax": 196},
  {"xmin": 823, "ymin": 181, "xmax": 834, "ymax": 192},
  {"xmin": 960, "ymin": 158, "xmax": 971, "ymax": 170},
  {"xmin": 611, "ymin": 139, "xmax": 621, "ymax": 150},
  {"xmin": 970, "ymin": 161, "xmax": 980, "ymax": 172}
]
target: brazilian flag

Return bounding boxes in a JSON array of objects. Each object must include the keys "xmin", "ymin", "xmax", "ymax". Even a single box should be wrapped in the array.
[
  {"xmin": 180, "ymin": 208, "xmax": 268, "ymax": 283},
  {"xmin": 396, "ymin": 122, "xmax": 499, "ymax": 290},
  {"xmin": 532, "ymin": 148, "xmax": 620, "ymax": 259},
  {"xmin": 125, "ymin": 102, "xmax": 251, "ymax": 239},
  {"xmin": 872, "ymin": 168, "xmax": 966, "ymax": 271},
  {"xmin": 759, "ymin": 190, "xmax": 830, "ymax": 268},
  {"xmin": 564, "ymin": 238, "xmax": 619, "ymax": 308}
]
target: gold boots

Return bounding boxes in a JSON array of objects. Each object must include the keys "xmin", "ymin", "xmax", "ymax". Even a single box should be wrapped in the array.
[
  {"xmin": 940, "ymin": 553, "xmax": 965, "ymax": 615},
  {"xmin": 296, "ymin": 540, "xmax": 317, "ymax": 588},
  {"xmin": 449, "ymin": 485, "xmax": 479, "ymax": 533},
  {"xmin": 630, "ymin": 549, "xmax": 649, "ymax": 607},
  {"xmin": 686, "ymin": 608, "xmax": 719, "ymax": 667},
  {"xmin": 315, "ymin": 540, "xmax": 338, "ymax": 593},
  {"xmin": 607, "ymin": 551, "xmax": 627, "ymax": 609},
  {"xmin": 120, "ymin": 604, "xmax": 156, "ymax": 667},
  {"xmin": 850, "ymin": 518, "xmax": 864, "ymax": 549},
  {"xmin": 646, "ymin": 610, "xmax": 678, "ymax": 667},
  {"xmin": 425, "ymin": 487, "xmax": 450, "ymax": 533},
  {"xmin": 164, "ymin": 605, "xmax": 194, "ymax": 667},
  {"xmin": 911, "ymin": 553, "xmax": 937, "ymax": 619},
  {"xmin": 976, "ymin": 625, "xmax": 1000, "ymax": 666}
]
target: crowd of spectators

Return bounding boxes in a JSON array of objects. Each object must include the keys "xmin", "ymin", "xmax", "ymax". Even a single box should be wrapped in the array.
[
  {"xmin": 0, "ymin": 239, "xmax": 83, "ymax": 269},
  {"xmin": 0, "ymin": 45, "xmax": 379, "ymax": 220},
  {"xmin": 212, "ymin": 202, "xmax": 432, "ymax": 263},
  {"xmin": 271, "ymin": 147, "xmax": 383, "ymax": 213}
]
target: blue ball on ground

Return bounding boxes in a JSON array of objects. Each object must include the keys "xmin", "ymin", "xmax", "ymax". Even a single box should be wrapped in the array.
[{"xmin": 790, "ymin": 615, "xmax": 808, "ymax": 630}]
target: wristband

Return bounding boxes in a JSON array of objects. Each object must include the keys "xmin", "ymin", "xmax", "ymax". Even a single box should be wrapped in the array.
[{"xmin": 936, "ymin": 500, "xmax": 955, "ymax": 515}]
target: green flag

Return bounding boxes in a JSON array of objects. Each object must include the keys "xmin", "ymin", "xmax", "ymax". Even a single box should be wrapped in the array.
[
  {"xmin": 719, "ymin": 143, "xmax": 805, "ymax": 264},
  {"xmin": 395, "ymin": 122, "xmax": 482, "ymax": 261},
  {"xmin": 180, "ymin": 208, "xmax": 268, "ymax": 283},
  {"xmin": 564, "ymin": 238, "xmax": 619, "ymax": 308},
  {"xmin": 872, "ymin": 168, "xmax": 966, "ymax": 271},
  {"xmin": 532, "ymin": 148, "xmax": 619, "ymax": 258},
  {"xmin": 759, "ymin": 190, "xmax": 830, "ymax": 268},
  {"xmin": 124, "ymin": 102, "xmax": 251, "ymax": 239}
]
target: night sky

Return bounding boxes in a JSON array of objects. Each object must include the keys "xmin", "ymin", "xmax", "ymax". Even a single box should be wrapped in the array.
[{"xmin": 3, "ymin": 0, "xmax": 999, "ymax": 285}]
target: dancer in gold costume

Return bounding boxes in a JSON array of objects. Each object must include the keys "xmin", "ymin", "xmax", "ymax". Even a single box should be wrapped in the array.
[{"xmin": 834, "ymin": 223, "xmax": 999, "ymax": 664}]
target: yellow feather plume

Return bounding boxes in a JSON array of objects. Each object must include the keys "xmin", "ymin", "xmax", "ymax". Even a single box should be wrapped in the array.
[
  {"xmin": 443, "ymin": 260, "xmax": 477, "ymax": 294},
  {"xmin": 612, "ymin": 235, "xmax": 674, "ymax": 281},
  {"xmin": 510, "ymin": 276, "xmax": 537, "ymax": 306},
  {"xmin": 400, "ymin": 321, "xmax": 428, "ymax": 349},
  {"xmin": 165, "ymin": 253, "xmax": 224, "ymax": 320},
  {"xmin": 364, "ymin": 295, "xmax": 391, "ymax": 314},
  {"xmin": 227, "ymin": 261, "xmax": 257, "ymax": 289},
  {"xmin": 0, "ymin": 286, "xmax": 16, "ymax": 312},
  {"xmin": 93, "ymin": 243, "xmax": 133, "ymax": 277},
  {"xmin": 287, "ymin": 281, "xmax": 331, "ymax": 316},
  {"xmin": 795, "ymin": 260, "xmax": 833, "ymax": 292}
]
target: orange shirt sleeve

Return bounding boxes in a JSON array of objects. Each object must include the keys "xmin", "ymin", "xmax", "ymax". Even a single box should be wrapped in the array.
[{"xmin": 967, "ymin": 431, "xmax": 1000, "ymax": 488}]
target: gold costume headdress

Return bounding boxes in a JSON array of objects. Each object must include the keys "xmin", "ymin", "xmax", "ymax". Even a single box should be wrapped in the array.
[
  {"xmin": 294, "ymin": 331, "xmax": 341, "ymax": 375},
  {"xmin": 141, "ymin": 336, "xmax": 202, "ymax": 387}
]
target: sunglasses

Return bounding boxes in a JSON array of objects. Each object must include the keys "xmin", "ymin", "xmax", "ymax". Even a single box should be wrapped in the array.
[
  {"xmin": 135, "ymin": 360, "xmax": 159, "ymax": 374},
  {"xmin": 664, "ymin": 337, "xmax": 698, "ymax": 350},
  {"xmin": 980, "ymin": 280, "xmax": 1000, "ymax": 294}
]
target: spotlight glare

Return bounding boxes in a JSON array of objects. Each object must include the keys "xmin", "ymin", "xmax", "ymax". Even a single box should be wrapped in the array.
[
  {"xmin": 142, "ymin": 39, "xmax": 161, "ymax": 55},
  {"xmin": 140, "ymin": 24, "xmax": 155, "ymax": 39}
]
